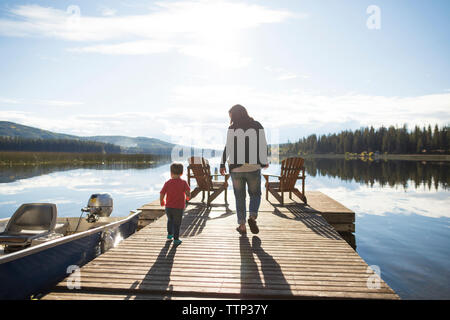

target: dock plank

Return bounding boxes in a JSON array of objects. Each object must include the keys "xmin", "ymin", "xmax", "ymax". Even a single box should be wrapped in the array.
[{"xmin": 42, "ymin": 191, "xmax": 398, "ymax": 300}]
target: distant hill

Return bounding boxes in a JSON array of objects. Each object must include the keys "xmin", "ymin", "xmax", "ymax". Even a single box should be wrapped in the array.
[
  {"xmin": 81, "ymin": 135, "xmax": 176, "ymax": 155},
  {"xmin": 0, "ymin": 121, "xmax": 213, "ymax": 155},
  {"xmin": 0, "ymin": 121, "xmax": 78, "ymax": 140}
]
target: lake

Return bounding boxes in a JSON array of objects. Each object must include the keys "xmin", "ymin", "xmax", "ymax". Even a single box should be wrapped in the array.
[{"xmin": 0, "ymin": 157, "xmax": 448, "ymax": 299}]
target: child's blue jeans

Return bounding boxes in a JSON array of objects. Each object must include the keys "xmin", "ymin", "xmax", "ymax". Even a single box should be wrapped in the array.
[
  {"xmin": 230, "ymin": 169, "xmax": 261, "ymax": 225},
  {"xmin": 165, "ymin": 207, "xmax": 183, "ymax": 240}
]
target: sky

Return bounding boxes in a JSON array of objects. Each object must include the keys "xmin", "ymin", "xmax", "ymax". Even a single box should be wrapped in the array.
[{"xmin": 0, "ymin": 0, "xmax": 449, "ymax": 148}]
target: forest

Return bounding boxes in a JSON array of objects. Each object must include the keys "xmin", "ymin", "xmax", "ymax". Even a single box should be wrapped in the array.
[
  {"xmin": 0, "ymin": 136, "xmax": 121, "ymax": 153},
  {"xmin": 281, "ymin": 124, "xmax": 449, "ymax": 155},
  {"xmin": 303, "ymin": 158, "xmax": 448, "ymax": 190}
]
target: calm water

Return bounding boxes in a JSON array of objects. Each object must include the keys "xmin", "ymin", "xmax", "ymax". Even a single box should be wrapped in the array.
[{"xmin": 0, "ymin": 158, "xmax": 448, "ymax": 299}]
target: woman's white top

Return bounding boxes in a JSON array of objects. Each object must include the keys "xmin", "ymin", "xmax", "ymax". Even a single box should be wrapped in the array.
[{"xmin": 231, "ymin": 163, "xmax": 261, "ymax": 173}]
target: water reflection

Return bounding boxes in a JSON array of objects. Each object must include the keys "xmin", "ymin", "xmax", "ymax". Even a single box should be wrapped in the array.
[
  {"xmin": 0, "ymin": 162, "xmax": 169, "ymax": 184},
  {"xmin": 304, "ymin": 158, "xmax": 449, "ymax": 191},
  {"xmin": 3, "ymin": 157, "xmax": 447, "ymax": 190}
]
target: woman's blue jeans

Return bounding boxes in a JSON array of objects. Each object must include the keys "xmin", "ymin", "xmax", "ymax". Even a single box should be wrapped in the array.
[{"xmin": 230, "ymin": 169, "xmax": 261, "ymax": 225}]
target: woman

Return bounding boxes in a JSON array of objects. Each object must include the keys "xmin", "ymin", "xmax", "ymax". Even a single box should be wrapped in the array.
[{"xmin": 220, "ymin": 104, "xmax": 269, "ymax": 234}]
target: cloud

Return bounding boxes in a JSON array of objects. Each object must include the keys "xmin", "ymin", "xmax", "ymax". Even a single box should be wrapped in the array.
[
  {"xmin": 0, "ymin": 97, "xmax": 20, "ymax": 104},
  {"xmin": 36, "ymin": 198, "xmax": 77, "ymax": 205},
  {"xmin": 0, "ymin": 1, "xmax": 297, "ymax": 68},
  {"xmin": 0, "ymin": 201, "xmax": 17, "ymax": 206},
  {"xmin": 169, "ymin": 85, "xmax": 450, "ymax": 128},
  {"xmin": 0, "ymin": 98, "xmax": 83, "ymax": 108},
  {"xmin": 98, "ymin": 6, "xmax": 117, "ymax": 17},
  {"xmin": 0, "ymin": 110, "xmax": 164, "ymax": 139},
  {"xmin": 276, "ymin": 73, "xmax": 298, "ymax": 81},
  {"xmin": 157, "ymin": 85, "xmax": 450, "ymax": 145},
  {"xmin": 0, "ymin": 110, "xmax": 31, "ymax": 123},
  {"xmin": 68, "ymin": 40, "xmax": 175, "ymax": 55},
  {"xmin": 318, "ymin": 185, "xmax": 450, "ymax": 219},
  {"xmin": 264, "ymin": 66, "xmax": 309, "ymax": 81},
  {"xmin": 0, "ymin": 172, "xmax": 103, "ymax": 195},
  {"xmin": 37, "ymin": 100, "xmax": 84, "ymax": 107},
  {"xmin": 2, "ymin": 88, "xmax": 449, "ymax": 147}
]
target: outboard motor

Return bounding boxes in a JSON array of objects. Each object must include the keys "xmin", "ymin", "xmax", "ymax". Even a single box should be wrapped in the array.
[{"xmin": 81, "ymin": 194, "xmax": 113, "ymax": 223}]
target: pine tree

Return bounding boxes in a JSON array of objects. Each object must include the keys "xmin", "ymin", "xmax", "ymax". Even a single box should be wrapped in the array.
[{"xmin": 277, "ymin": 124, "xmax": 449, "ymax": 155}]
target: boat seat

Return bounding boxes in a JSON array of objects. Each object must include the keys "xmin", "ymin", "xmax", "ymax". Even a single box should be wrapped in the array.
[{"xmin": 0, "ymin": 203, "xmax": 57, "ymax": 247}]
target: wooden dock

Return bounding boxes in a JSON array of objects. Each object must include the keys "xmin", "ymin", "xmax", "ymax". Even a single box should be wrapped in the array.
[{"xmin": 42, "ymin": 191, "xmax": 399, "ymax": 300}]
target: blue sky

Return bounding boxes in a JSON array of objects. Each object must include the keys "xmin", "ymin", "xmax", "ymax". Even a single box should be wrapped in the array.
[{"xmin": 0, "ymin": 0, "xmax": 449, "ymax": 147}]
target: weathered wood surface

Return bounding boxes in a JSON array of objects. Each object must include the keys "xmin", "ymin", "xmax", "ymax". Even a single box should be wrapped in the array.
[
  {"xmin": 138, "ymin": 191, "xmax": 355, "ymax": 233},
  {"xmin": 42, "ymin": 191, "xmax": 397, "ymax": 300},
  {"xmin": 137, "ymin": 204, "xmax": 165, "ymax": 230}
]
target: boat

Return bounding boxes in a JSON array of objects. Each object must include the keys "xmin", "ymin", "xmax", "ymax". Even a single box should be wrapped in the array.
[{"xmin": 0, "ymin": 194, "xmax": 142, "ymax": 300}]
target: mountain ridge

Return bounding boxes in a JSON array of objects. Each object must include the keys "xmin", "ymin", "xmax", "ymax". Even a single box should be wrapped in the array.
[{"xmin": 0, "ymin": 121, "xmax": 178, "ymax": 155}]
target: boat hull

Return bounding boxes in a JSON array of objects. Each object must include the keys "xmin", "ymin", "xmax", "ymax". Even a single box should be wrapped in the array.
[{"xmin": 0, "ymin": 211, "xmax": 141, "ymax": 300}]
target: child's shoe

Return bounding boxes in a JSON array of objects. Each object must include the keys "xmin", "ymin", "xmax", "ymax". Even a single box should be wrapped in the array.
[
  {"xmin": 167, "ymin": 234, "xmax": 173, "ymax": 240},
  {"xmin": 173, "ymin": 239, "xmax": 182, "ymax": 245}
]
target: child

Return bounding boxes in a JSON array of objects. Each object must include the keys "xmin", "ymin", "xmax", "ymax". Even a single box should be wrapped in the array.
[{"xmin": 160, "ymin": 163, "xmax": 190, "ymax": 245}]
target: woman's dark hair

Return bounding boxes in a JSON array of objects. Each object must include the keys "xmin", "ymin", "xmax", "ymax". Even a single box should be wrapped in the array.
[
  {"xmin": 229, "ymin": 104, "xmax": 253, "ymax": 127},
  {"xmin": 170, "ymin": 162, "xmax": 183, "ymax": 175}
]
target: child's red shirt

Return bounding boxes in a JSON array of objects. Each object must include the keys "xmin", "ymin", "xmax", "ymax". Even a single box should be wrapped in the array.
[{"xmin": 160, "ymin": 178, "xmax": 190, "ymax": 209}]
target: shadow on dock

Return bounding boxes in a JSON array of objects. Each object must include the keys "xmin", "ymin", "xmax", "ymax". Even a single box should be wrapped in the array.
[
  {"xmin": 239, "ymin": 236, "xmax": 292, "ymax": 298},
  {"xmin": 135, "ymin": 241, "xmax": 177, "ymax": 299},
  {"xmin": 271, "ymin": 202, "xmax": 356, "ymax": 249},
  {"xmin": 272, "ymin": 204, "xmax": 341, "ymax": 240},
  {"xmin": 179, "ymin": 204, "xmax": 209, "ymax": 237},
  {"xmin": 180, "ymin": 203, "xmax": 234, "ymax": 237}
]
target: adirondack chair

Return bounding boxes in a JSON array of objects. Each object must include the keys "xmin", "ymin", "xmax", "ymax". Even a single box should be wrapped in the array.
[
  {"xmin": 263, "ymin": 157, "xmax": 307, "ymax": 205},
  {"xmin": 187, "ymin": 157, "xmax": 229, "ymax": 206}
]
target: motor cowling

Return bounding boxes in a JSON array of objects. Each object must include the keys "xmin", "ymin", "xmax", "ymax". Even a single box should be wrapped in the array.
[{"xmin": 82, "ymin": 194, "xmax": 113, "ymax": 223}]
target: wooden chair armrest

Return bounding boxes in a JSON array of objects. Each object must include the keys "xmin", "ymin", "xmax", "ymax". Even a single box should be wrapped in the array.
[
  {"xmin": 210, "ymin": 174, "xmax": 230, "ymax": 180},
  {"xmin": 262, "ymin": 174, "xmax": 281, "ymax": 182},
  {"xmin": 262, "ymin": 174, "xmax": 306, "ymax": 180}
]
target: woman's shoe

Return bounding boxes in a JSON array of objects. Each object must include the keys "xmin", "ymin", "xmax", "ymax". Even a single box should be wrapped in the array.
[
  {"xmin": 167, "ymin": 234, "xmax": 173, "ymax": 240},
  {"xmin": 236, "ymin": 226, "xmax": 247, "ymax": 235},
  {"xmin": 173, "ymin": 239, "xmax": 182, "ymax": 245},
  {"xmin": 248, "ymin": 218, "xmax": 259, "ymax": 234}
]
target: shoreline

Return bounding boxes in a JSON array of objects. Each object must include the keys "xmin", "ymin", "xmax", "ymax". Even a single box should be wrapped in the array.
[
  {"xmin": 1, "ymin": 151, "xmax": 449, "ymax": 166},
  {"xmin": 279, "ymin": 153, "xmax": 450, "ymax": 161},
  {"xmin": 0, "ymin": 151, "xmax": 166, "ymax": 166}
]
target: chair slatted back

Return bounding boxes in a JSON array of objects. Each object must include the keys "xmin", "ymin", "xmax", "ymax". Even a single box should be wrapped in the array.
[
  {"xmin": 280, "ymin": 157, "xmax": 305, "ymax": 191},
  {"xmin": 188, "ymin": 157, "xmax": 213, "ymax": 191}
]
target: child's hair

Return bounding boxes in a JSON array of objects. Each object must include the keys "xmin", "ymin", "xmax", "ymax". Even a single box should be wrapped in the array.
[{"xmin": 170, "ymin": 162, "xmax": 183, "ymax": 175}]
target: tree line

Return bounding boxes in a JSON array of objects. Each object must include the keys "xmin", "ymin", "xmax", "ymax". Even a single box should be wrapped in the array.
[
  {"xmin": 302, "ymin": 158, "xmax": 448, "ymax": 191},
  {"xmin": 281, "ymin": 124, "xmax": 449, "ymax": 155},
  {"xmin": 0, "ymin": 136, "xmax": 121, "ymax": 153}
]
